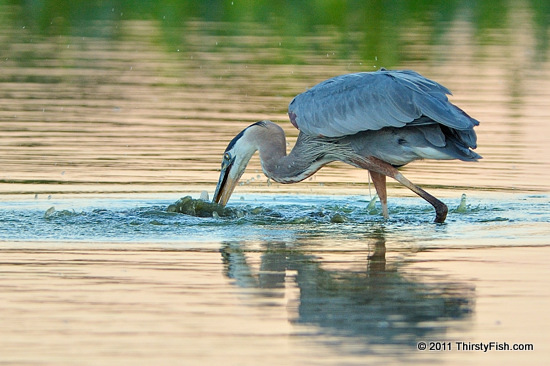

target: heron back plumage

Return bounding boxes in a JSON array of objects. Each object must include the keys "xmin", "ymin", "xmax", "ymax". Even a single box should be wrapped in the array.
[{"xmin": 288, "ymin": 69, "xmax": 480, "ymax": 152}]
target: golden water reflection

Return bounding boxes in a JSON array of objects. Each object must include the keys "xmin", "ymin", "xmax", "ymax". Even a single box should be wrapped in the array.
[
  {"xmin": 1, "ymin": 240, "xmax": 547, "ymax": 365},
  {"xmin": 1, "ymin": 8, "xmax": 550, "ymax": 196}
]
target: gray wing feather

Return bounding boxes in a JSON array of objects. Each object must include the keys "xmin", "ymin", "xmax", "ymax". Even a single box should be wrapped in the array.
[{"xmin": 288, "ymin": 70, "xmax": 479, "ymax": 141}]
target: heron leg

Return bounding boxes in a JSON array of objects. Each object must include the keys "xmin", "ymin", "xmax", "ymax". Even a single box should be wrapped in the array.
[
  {"xmin": 355, "ymin": 157, "xmax": 448, "ymax": 223},
  {"xmin": 369, "ymin": 171, "xmax": 388, "ymax": 219},
  {"xmin": 392, "ymin": 171, "xmax": 448, "ymax": 223}
]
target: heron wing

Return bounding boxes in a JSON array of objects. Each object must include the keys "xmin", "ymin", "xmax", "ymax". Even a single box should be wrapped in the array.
[{"xmin": 288, "ymin": 70, "xmax": 480, "ymax": 140}]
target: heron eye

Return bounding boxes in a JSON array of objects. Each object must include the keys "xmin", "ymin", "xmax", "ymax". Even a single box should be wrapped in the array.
[{"xmin": 224, "ymin": 152, "xmax": 232, "ymax": 161}]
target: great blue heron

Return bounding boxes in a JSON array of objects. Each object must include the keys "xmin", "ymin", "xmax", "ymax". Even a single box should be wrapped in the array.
[{"xmin": 213, "ymin": 69, "xmax": 481, "ymax": 223}]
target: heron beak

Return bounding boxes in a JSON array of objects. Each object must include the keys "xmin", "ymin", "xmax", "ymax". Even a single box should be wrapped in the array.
[{"xmin": 213, "ymin": 159, "xmax": 237, "ymax": 206}]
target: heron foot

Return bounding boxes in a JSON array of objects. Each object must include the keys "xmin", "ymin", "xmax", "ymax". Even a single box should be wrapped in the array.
[
  {"xmin": 359, "ymin": 160, "xmax": 451, "ymax": 223},
  {"xmin": 368, "ymin": 171, "xmax": 389, "ymax": 220},
  {"xmin": 381, "ymin": 204, "xmax": 389, "ymax": 219},
  {"xmin": 434, "ymin": 203, "xmax": 448, "ymax": 223}
]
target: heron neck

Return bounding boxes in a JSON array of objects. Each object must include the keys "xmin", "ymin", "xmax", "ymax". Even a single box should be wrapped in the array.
[{"xmin": 259, "ymin": 133, "xmax": 330, "ymax": 184}]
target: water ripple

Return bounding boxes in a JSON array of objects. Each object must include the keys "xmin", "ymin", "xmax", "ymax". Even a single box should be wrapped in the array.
[{"xmin": 1, "ymin": 194, "xmax": 548, "ymax": 250}]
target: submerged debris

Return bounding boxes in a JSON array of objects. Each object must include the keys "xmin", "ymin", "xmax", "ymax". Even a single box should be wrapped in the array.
[
  {"xmin": 167, "ymin": 196, "xmax": 234, "ymax": 217},
  {"xmin": 330, "ymin": 213, "xmax": 347, "ymax": 223}
]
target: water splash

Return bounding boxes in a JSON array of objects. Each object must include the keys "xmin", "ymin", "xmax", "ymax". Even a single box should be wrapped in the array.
[{"xmin": 0, "ymin": 194, "xmax": 548, "ymax": 249}]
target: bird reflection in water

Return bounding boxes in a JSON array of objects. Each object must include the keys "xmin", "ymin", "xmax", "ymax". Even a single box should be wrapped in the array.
[{"xmin": 221, "ymin": 229, "xmax": 474, "ymax": 350}]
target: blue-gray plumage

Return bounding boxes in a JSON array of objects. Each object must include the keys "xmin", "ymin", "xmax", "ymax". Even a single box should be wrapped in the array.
[{"xmin": 213, "ymin": 69, "xmax": 481, "ymax": 223}]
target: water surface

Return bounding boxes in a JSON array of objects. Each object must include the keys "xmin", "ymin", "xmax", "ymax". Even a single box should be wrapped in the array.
[{"xmin": 1, "ymin": 193, "xmax": 549, "ymax": 247}]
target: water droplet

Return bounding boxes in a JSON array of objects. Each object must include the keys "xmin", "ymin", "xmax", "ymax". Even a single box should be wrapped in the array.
[
  {"xmin": 367, "ymin": 194, "xmax": 378, "ymax": 210},
  {"xmin": 44, "ymin": 207, "xmax": 55, "ymax": 218},
  {"xmin": 456, "ymin": 193, "xmax": 468, "ymax": 213}
]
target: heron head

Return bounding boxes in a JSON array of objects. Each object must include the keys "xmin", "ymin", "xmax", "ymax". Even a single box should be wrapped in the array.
[{"xmin": 213, "ymin": 122, "xmax": 266, "ymax": 206}]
